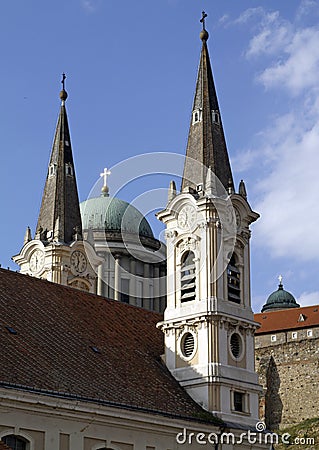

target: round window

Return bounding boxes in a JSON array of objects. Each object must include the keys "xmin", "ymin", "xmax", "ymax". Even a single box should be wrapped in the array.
[
  {"xmin": 230, "ymin": 333, "xmax": 243, "ymax": 359},
  {"xmin": 181, "ymin": 332, "xmax": 195, "ymax": 359}
]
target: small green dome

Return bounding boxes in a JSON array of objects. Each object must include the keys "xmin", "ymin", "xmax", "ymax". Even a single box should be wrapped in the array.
[
  {"xmin": 261, "ymin": 281, "xmax": 300, "ymax": 312},
  {"xmin": 80, "ymin": 195, "xmax": 154, "ymax": 238}
]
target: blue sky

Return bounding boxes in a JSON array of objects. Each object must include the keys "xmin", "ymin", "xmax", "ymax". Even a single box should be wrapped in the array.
[{"xmin": 1, "ymin": 0, "xmax": 319, "ymax": 312}]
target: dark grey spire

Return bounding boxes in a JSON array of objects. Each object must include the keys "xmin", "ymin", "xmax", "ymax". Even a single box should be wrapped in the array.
[
  {"xmin": 36, "ymin": 75, "xmax": 82, "ymax": 244},
  {"xmin": 181, "ymin": 12, "xmax": 234, "ymax": 193}
]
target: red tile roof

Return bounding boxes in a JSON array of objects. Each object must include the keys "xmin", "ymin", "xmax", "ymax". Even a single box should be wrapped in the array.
[
  {"xmin": 0, "ymin": 269, "xmax": 208, "ymax": 421},
  {"xmin": 254, "ymin": 305, "xmax": 319, "ymax": 334}
]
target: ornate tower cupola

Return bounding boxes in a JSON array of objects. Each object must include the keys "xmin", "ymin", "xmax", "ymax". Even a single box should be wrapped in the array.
[
  {"xmin": 157, "ymin": 13, "xmax": 262, "ymax": 427},
  {"xmin": 13, "ymin": 75, "xmax": 102, "ymax": 292}
]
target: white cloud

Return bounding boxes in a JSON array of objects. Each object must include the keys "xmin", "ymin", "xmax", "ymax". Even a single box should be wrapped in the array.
[
  {"xmin": 230, "ymin": 3, "xmax": 319, "ymax": 95},
  {"xmin": 233, "ymin": 5, "xmax": 319, "ymax": 263},
  {"xmin": 258, "ymin": 27, "xmax": 319, "ymax": 95},
  {"xmin": 219, "ymin": 14, "xmax": 230, "ymax": 25},
  {"xmin": 297, "ymin": 291, "xmax": 319, "ymax": 306},
  {"xmin": 245, "ymin": 11, "xmax": 293, "ymax": 58},
  {"xmin": 253, "ymin": 107, "xmax": 319, "ymax": 261},
  {"xmin": 233, "ymin": 7, "xmax": 264, "ymax": 25},
  {"xmin": 231, "ymin": 147, "xmax": 261, "ymax": 173},
  {"xmin": 82, "ymin": 0, "xmax": 97, "ymax": 13},
  {"xmin": 219, "ymin": 7, "xmax": 265, "ymax": 28},
  {"xmin": 296, "ymin": 0, "xmax": 319, "ymax": 20}
]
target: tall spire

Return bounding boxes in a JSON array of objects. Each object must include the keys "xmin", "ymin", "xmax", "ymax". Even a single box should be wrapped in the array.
[
  {"xmin": 181, "ymin": 12, "xmax": 234, "ymax": 193},
  {"xmin": 36, "ymin": 74, "xmax": 82, "ymax": 244}
]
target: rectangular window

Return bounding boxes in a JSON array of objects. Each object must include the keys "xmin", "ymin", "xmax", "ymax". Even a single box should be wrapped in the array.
[
  {"xmin": 271, "ymin": 335, "xmax": 277, "ymax": 342},
  {"xmin": 233, "ymin": 392, "xmax": 244, "ymax": 412},
  {"xmin": 292, "ymin": 331, "xmax": 297, "ymax": 339},
  {"xmin": 120, "ymin": 279, "xmax": 130, "ymax": 304},
  {"xmin": 136, "ymin": 280, "xmax": 143, "ymax": 307},
  {"xmin": 149, "ymin": 284, "xmax": 154, "ymax": 310},
  {"xmin": 307, "ymin": 329, "xmax": 313, "ymax": 337}
]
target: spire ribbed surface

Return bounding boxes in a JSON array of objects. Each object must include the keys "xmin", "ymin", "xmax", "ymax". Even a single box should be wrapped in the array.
[
  {"xmin": 36, "ymin": 97, "xmax": 82, "ymax": 243},
  {"xmin": 181, "ymin": 38, "xmax": 234, "ymax": 192}
]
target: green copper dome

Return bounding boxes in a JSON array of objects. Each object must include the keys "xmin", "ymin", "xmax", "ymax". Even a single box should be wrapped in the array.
[
  {"xmin": 80, "ymin": 195, "xmax": 154, "ymax": 238},
  {"xmin": 261, "ymin": 280, "xmax": 300, "ymax": 312}
]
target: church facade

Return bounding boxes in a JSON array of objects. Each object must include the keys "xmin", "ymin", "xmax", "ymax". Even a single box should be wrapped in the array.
[{"xmin": 2, "ymin": 12, "xmax": 271, "ymax": 450}]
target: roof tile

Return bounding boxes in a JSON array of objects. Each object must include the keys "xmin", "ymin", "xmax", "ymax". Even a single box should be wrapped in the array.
[
  {"xmin": 0, "ymin": 269, "xmax": 207, "ymax": 421},
  {"xmin": 254, "ymin": 305, "xmax": 319, "ymax": 334}
]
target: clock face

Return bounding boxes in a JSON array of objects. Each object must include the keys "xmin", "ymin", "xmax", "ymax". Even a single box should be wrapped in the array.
[
  {"xmin": 178, "ymin": 205, "xmax": 197, "ymax": 230},
  {"xmin": 30, "ymin": 249, "xmax": 45, "ymax": 273},
  {"xmin": 71, "ymin": 250, "xmax": 87, "ymax": 273}
]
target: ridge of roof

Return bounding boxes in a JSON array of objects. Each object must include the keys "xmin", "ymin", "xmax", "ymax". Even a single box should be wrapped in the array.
[{"xmin": 254, "ymin": 304, "xmax": 319, "ymax": 334}]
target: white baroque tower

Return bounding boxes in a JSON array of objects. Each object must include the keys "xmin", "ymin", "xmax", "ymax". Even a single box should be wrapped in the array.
[
  {"xmin": 157, "ymin": 14, "xmax": 262, "ymax": 426},
  {"xmin": 13, "ymin": 76, "xmax": 102, "ymax": 293}
]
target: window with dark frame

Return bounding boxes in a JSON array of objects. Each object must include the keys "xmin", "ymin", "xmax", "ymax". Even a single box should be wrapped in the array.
[
  {"xmin": 120, "ymin": 278, "xmax": 130, "ymax": 304},
  {"xmin": 233, "ymin": 391, "xmax": 244, "ymax": 412}
]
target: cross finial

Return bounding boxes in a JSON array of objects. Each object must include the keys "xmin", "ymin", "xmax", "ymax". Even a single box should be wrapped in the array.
[
  {"xmin": 278, "ymin": 274, "xmax": 283, "ymax": 285},
  {"xmin": 61, "ymin": 73, "xmax": 66, "ymax": 91},
  {"xmin": 200, "ymin": 11, "xmax": 208, "ymax": 30}
]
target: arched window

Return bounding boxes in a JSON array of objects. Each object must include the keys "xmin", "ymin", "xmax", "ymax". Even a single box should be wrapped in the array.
[
  {"xmin": 65, "ymin": 163, "xmax": 73, "ymax": 176},
  {"xmin": 2, "ymin": 435, "xmax": 28, "ymax": 450},
  {"xmin": 212, "ymin": 109, "xmax": 220, "ymax": 124},
  {"xmin": 227, "ymin": 255, "xmax": 240, "ymax": 303},
  {"xmin": 181, "ymin": 251, "xmax": 196, "ymax": 302},
  {"xmin": 192, "ymin": 109, "xmax": 202, "ymax": 124},
  {"xmin": 96, "ymin": 448, "xmax": 115, "ymax": 450},
  {"xmin": 48, "ymin": 164, "xmax": 56, "ymax": 177}
]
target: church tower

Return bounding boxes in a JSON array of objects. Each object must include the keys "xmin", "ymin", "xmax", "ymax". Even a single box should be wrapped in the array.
[
  {"xmin": 157, "ymin": 13, "xmax": 262, "ymax": 426},
  {"xmin": 13, "ymin": 75, "xmax": 102, "ymax": 292}
]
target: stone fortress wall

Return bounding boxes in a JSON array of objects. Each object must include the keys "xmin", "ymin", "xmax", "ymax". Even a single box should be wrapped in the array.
[{"xmin": 255, "ymin": 327, "xmax": 319, "ymax": 430}]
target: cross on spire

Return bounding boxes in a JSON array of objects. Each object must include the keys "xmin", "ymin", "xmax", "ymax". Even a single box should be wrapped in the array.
[
  {"xmin": 200, "ymin": 11, "xmax": 208, "ymax": 30},
  {"xmin": 61, "ymin": 73, "xmax": 66, "ymax": 91},
  {"xmin": 278, "ymin": 274, "xmax": 283, "ymax": 285},
  {"xmin": 100, "ymin": 167, "xmax": 111, "ymax": 187}
]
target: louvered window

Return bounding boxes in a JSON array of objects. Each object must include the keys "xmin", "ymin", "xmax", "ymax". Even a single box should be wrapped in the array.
[
  {"xmin": 230, "ymin": 333, "xmax": 242, "ymax": 359},
  {"xmin": 181, "ymin": 251, "xmax": 196, "ymax": 302},
  {"xmin": 181, "ymin": 332, "xmax": 195, "ymax": 358},
  {"xmin": 227, "ymin": 255, "xmax": 240, "ymax": 303}
]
